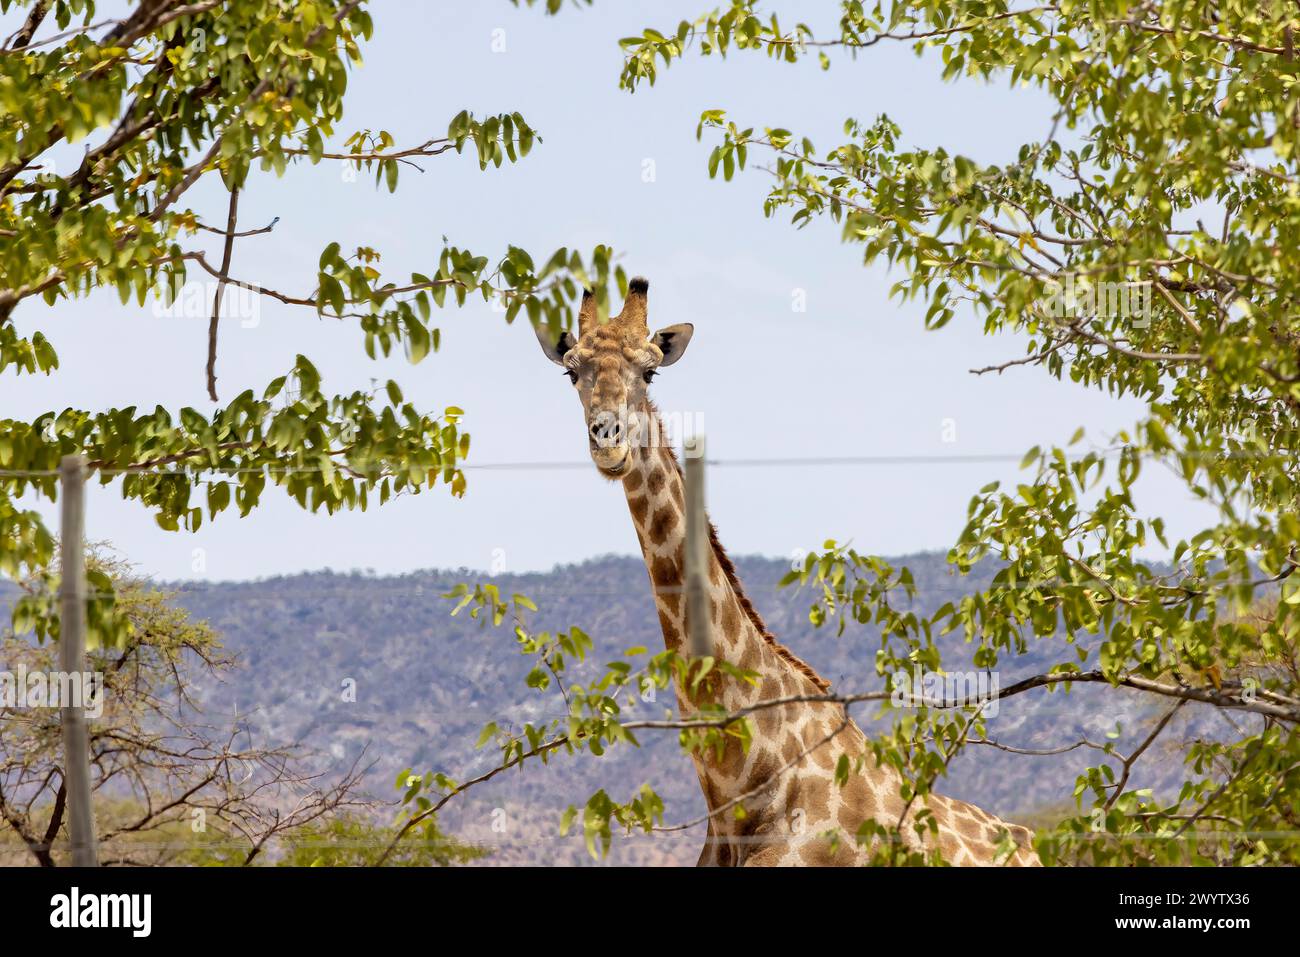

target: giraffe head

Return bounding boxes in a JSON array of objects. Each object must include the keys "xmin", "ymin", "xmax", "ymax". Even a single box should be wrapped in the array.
[{"xmin": 534, "ymin": 277, "xmax": 693, "ymax": 477}]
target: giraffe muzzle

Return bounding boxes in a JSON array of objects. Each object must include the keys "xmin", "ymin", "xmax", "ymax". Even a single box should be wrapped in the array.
[
  {"xmin": 588, "ymin": 412, "xmax": 630, "ymax": 474},
  {"xmin": 590, "ymin": 442, "xmax": 630, "ymax": 475}
]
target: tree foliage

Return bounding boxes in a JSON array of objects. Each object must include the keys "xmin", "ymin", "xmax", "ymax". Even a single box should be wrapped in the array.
[
  {"xmin": 0, "ymin": 0, "xmax": 625, "ymax": 637},
  {"xmin": 614, "ymin": 0, "xmax": 1300, "ymax": 864},
  {"xmin": 276, "ymin": 812, "xmax": 485, "ymax": 867}
]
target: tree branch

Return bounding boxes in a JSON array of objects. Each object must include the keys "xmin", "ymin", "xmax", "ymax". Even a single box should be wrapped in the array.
[
  {"xmin": 6, "ymin": 0, "xmax": 49, "ymax": 50},
  {"xmin": 206, "ymin": 185, "xmax": 240, "ymax": 402}
]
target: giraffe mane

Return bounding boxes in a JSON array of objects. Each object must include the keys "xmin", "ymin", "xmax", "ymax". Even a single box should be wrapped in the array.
[
  {"xmin": 705, "ymin": 521, "xmax": 832, "ymax": 693},
  {"xmin": 650, "ymin": 419, "xmax": 831, "ymax": 693}
]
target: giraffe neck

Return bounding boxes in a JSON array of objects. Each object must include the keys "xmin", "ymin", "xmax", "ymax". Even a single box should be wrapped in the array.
[
  {"xmin": 613, "ymin": 408, "xmax": 1040, "ymax": 866},
  {"xmin": 617, "ymin": 418, "xmax": 819, "ymax": 685},
  {"xmin": 616, "ymin": 432, "xmax": 697, "ymax": 658},
  {"xmin": 618, "ymin": 412, "xmax": 835, "ymax": 822}
]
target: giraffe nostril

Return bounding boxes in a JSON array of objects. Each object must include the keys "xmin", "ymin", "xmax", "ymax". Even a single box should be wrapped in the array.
[{"xmin": 588, "ymin": 414, "xmax": 624, "ymax": 447}]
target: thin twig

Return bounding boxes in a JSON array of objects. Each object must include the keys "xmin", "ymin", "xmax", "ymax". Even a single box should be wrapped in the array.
[{"xmin": 206, "ymin": 185, "xmax": 240, "ymax": 402}]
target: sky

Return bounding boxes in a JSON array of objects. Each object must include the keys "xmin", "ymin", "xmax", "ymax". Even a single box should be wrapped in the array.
[{"xmin": 5, "ymin": 0, "xmax": 1217, "ymax": 582}]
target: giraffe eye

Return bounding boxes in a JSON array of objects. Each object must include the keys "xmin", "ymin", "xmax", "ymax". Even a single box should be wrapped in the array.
[
  {"xmin": 643, "ymin": 369, "xmax": 657, "ymax": 384},
  {"xmin": 564, "ymin": 369, "xmax": 578, "ymax": 385}
]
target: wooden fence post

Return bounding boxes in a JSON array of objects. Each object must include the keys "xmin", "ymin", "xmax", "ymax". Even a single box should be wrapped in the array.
[
  {"xmin": 683, "ymin": 435, "xmax": 712, "ymax": 659},
  {"xmin": 59, "ymin": 454, "xmax": 98, "ymax": 867}
]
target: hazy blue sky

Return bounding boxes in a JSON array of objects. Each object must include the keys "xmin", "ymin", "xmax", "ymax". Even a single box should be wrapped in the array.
[{"xmin": 8, "ymin": 1, "xmax": 1215, "ymax": 581}]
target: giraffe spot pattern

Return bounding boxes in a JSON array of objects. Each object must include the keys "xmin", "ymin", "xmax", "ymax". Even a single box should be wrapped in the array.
[
  {"xmin": 628, "ymin": 494, "xmax": 649, "ymax": 528},
  {"xmin": 657, "ymin": 609, "xmax": 680, "ymax": 643},
  {"xmin": 800, "ymin": 776, "xmax": 832, "ymax": 821},
  {"xmin": 650, "ymin": 555, "xmax": 679, "ymax": 588},
  {"xmin": 721, "ymin": 602, "xmax": 740, "ymax": 639},
  {"xmin": 741, "ymin": 751, "xmax": 780, "ymax": 796},
  {"xmin": 649, "ymin": 506, "xmax": 678, "ymax": 543}
]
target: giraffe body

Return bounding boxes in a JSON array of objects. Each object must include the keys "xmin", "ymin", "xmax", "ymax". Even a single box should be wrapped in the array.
[{"xmin": 534, "ymin": 278, "xmax": 1041, "ymax": 866}]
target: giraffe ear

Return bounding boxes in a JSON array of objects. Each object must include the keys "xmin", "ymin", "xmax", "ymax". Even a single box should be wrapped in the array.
[
  {"xmin": 651, "ymin": 323, "xmax": 693, "ymax": 367},
  {"xmin": 534, "ymin": 323, "xmax": 576, "ymax": 366}
]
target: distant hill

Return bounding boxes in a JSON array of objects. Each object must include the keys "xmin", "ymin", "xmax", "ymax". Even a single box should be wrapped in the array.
[{"xmin": 139, "ymin": 551, "xmax": 1208, "ymax": 865}]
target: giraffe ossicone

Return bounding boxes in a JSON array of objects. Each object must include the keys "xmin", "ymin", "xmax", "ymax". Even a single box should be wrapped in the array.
[{"xmin": 534, "ymin": 276, "xmax": 1042, "ymax": 866}]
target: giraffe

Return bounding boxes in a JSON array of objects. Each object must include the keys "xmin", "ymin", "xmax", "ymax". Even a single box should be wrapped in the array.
[{"xmin": 533, "ymin": 277, "xmax": 1041, "ymax": 866}]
